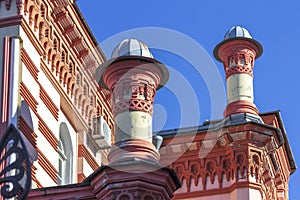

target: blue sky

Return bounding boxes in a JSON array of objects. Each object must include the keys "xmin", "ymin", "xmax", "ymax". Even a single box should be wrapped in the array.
[{"xmin": 77, "ymin": 0, "xmax": 299, "ymax": 198}]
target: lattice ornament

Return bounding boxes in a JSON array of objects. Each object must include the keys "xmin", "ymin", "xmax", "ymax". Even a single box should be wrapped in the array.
[{"xmin": 0, "ymin": 125, "xmax": 31, "ymax": 199}]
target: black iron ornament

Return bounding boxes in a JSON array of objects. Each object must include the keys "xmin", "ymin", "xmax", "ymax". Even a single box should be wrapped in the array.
[{"xmin": 0, "ymin": 125, "xmax": 31, "ymax": 199}]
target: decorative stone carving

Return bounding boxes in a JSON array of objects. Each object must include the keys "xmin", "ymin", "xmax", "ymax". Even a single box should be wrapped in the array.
[
  {"xmin": 22, "ymin": 0, "xmax": 114, "ymax": 128},
  {"xmin": 221, "ymin": 157, "xmax": 232, "ymax": 182},
  {"xmin": 168, "ymin": 147, "xmax": 279, "ymax": 198}
]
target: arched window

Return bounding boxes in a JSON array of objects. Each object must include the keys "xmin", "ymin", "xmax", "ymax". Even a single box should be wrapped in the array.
[{"xmin": 58, "ymin": 123, "xmax": 73, "ymax": 185}]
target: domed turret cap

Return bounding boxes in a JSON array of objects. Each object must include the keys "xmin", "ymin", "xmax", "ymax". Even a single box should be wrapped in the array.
[
  {"xmin": 214, "ymin": 26, "xmax": 263, "ymax": 62},
  {"xmin": 96, "ymin": 38, "xmax": 169, "ymax": 90},
  {"xmin": 111, "ymin": 38, "xmax": 154, "ymax": 58}
]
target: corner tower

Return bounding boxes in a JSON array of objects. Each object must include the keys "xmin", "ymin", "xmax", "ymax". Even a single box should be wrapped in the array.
[{"xmin": 214, "ymin": 26, "xmax": 263, "ymax": 118}]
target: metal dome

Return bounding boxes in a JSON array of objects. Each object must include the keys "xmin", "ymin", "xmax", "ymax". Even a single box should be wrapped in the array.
[
  {"xmin": 224, "ymin": 26, "xmax": 253, "ymax": 40},
  {"xmin": 111, "ymin": 38, "xmax": 154, "ymax": 58},
  {"xmin": 96, "ymin": 38, "xmax": 169, "ymax": 90},
  {"xmin": 213, "ymin": 26, "xmax": 263, "ymax": 62}
]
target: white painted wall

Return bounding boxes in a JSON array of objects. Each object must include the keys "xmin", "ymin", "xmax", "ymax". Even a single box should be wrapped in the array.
[
  {"xmin": 19, "ymin": 29, "xmax": 40, "ymax": 69},
  {"xmin": 227, "ymin": 73, "xmax": 254, "ymax": 104},
  {"xmin": 82, "ymin": 158, "xmax": 93, "ymax": 178},
  {"xmin": 38, "ymin": 70, "xmax": 60, "ymax": 107},
  {"xmin": 115, "ymin": 111, "xmax": 152, "ymax": 143},
  {"xmin": 34, "ymin": 162, "xmax": 56, "ymax": 188}
]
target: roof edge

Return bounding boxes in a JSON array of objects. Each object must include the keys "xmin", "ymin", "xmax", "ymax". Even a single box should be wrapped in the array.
[
  {"xmin": 157, "ymin": 110, "xmax": 296, "ymax": 174},
  {"xmin": 73, "ymin": 2, "xmax": 107, "ymax": 60}
]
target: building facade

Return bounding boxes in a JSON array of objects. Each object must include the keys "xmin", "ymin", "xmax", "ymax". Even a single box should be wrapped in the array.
[
  {"xmin": 0, "ymin": 0, "xmax": 114, "ymax": 189},
  {"xmin": 0, "ymin": 0, "xmax": 295, "ymax": 199}
]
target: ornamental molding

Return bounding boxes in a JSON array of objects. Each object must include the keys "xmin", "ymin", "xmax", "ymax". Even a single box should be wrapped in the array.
[{"xmin": 21, "ymin": 0, "xmax": 114, "ymax": 145}]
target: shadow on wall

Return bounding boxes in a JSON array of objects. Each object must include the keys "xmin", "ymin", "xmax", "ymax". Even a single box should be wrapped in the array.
[{"xmin": 20, "ymin": 100, "xmax": 38, "ymax": 162}]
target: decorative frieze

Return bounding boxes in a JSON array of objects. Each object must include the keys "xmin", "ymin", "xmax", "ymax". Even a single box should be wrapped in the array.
[
  {"xmin": 163, "ymin": 139, "xmax": 287, "ymax": 200},
  {"xmin": 22, "ymin": 0, "xmax": 113, "ymax": 135},
  {"xmin": 223, "ymin": 48, "xmax": 255, "ymax": 79}
]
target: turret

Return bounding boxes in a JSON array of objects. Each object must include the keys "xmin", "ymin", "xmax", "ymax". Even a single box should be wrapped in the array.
[
  {"xmin": 214, "ymin": 26, "xmax": 263, "ymax": 118},
  {"xmin": 97, "ymin": 38, "xmax": 169, "ymax": 164}
]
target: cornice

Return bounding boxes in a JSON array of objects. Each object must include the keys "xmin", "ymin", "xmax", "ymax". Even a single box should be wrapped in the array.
[
  {"xmin": 20, "ymin": 0, "xmax": 113, "ymax": 134},
  {"xmin": 160, "ymin": 133, "xmax": 287, "ymax": 200},
  {"xmin": 20, "ymin": 17, "xmax": 44, "ymax": 56}
]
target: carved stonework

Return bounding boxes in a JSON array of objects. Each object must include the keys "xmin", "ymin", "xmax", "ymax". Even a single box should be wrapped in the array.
[
  {"xmin": 101, "ymin": 58, "xmax": 165, "ymax": 118},
  {"xmin": 0, "ymin": 0, "xmax": 23, "ymax": 14},
  {"xmin": 16, "ymin": 0, "xmax": 23, "ymax": 14},
  {"xmin": 168, "ymin": 145, "xmax": 282, "ymax": 199},
  {"xmin": 249, "ymin": 151, "xmax": 262, "ymax": 182},
  {"xmin": 22, "ymin": 0, "xmax": 113, "ymax": 126},
  {"xmin": 205, "ymin": 160, "xmax": 217, "ymax": 186},
  {"xmin": 90, "ymin": 162, "xmax": 180, "ymax": 200},
  {"xmin": 111, "ymin": 80, "xmax": 156, "ymax": 115},
  {"xmin": 174, "ymin": 162, "xmax": 185, "ymax": 183},
  {"xmin": 112, "ymin": 99, "xmax": 153, "ymax": 115},
  {"xmin": 224, "ymin": 49, "xmax": 255, "ymax": 79},
  {"xmin": 105, "ymin": 189, "xmax": 163, "ymax": 200},
  {"xmin": 221, "ymin": 157, "xmax": 232, "ymax": 183},
  {"xmin": 235, "ymin": 152, "xmax": 247, "ymax": 179},
  {"xmin": 189, "ymin": 161, "xmax": 201, "ymax": 188}
]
